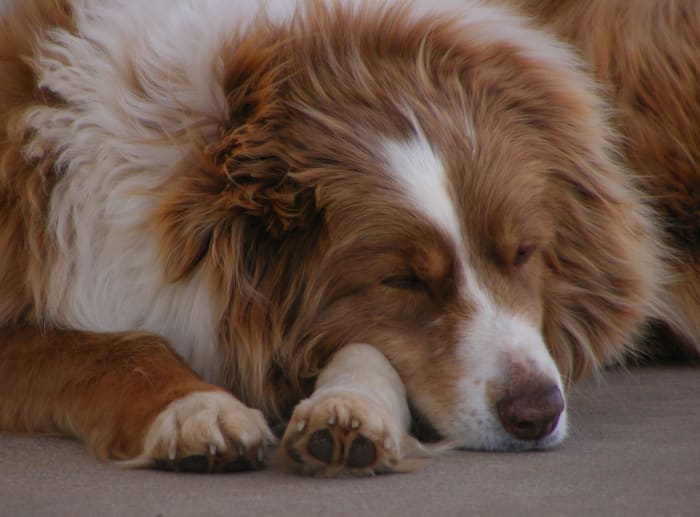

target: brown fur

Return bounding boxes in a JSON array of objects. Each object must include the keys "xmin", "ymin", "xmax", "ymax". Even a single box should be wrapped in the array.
[
  {"xmin": 509, "ymin": 0, "xmax": 700, "ymax": 354},
  {"xmin": 0, "ymin": 327, "xmax": 219, "ymax": 460},
  {"xmin": 0, "ymin": 0, "xmax": 76, "ymax": 325},
  {"xmin": 0, "ymin": 0, "xmax": 698, "ymax": 468}
]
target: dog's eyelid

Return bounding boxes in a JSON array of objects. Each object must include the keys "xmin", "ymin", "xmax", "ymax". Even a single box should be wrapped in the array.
[
  {"xmin": 381, "ymin": 273, "xmax": 430, "ymax": 293},
  {"xmin": 513, "ymin": 243, "xmax": 537, "ymax": 268}
]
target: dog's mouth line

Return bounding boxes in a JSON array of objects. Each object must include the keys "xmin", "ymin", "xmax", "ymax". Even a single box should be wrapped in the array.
[
  {"xmin": 407, "ymin": 399, "xmax": 566, "ymax": 450},
  {"xmin": 408, "ymin": 401, "xmax": 445, "ymax": 443}
]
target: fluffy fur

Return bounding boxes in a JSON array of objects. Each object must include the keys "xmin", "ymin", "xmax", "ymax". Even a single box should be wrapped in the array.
[{"xmin": 0, "ymin": 0, "xmax": 697, "ymax": 476}]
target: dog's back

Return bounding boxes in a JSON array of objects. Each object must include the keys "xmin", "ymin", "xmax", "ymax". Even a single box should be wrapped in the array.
[{"xmin": 512, "ymin": 0, "xmax": 700, "ymax": 357}]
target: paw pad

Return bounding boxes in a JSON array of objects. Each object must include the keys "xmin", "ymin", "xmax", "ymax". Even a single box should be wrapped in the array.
[
  {"xmin": 347, "ymin": 435, "xmax": 377, "ymax": 468},
  {"xmin": 307, "ymin": 429, "xmax": 335, "ymax": 463},
  {"xmin": 280, "ymin": 393, "xmax": 410, "ymax": 476}
]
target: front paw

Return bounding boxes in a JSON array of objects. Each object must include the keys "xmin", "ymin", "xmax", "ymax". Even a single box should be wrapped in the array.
[
  {"xmin": 281, "ymin": 390, "xmax": 427, "ymax": 477},
  {"xmin": 120, "ymin": 391, "xmax": 276, "ymax": 473}
]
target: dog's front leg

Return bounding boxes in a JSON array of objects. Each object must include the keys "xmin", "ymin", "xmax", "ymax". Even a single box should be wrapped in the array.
[
  {"xmin": 281, "ymin": 343, "xmax": 431, "ymax": 477},
  {"xmin": 0, "ymin": 327, "xmax": 274, "ymax": 472}
]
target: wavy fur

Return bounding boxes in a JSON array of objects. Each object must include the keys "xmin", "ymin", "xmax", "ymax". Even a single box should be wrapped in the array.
[{"xmin": 0, "ymin": 0, "xmax": 698, "ymax": 473}]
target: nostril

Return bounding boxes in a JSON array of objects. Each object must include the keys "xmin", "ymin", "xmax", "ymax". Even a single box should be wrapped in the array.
[{"xmin": 496, "ymin": 384, "xmax": 564, "ymax": 442}]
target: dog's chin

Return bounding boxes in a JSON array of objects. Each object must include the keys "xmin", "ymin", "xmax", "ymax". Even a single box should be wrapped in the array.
[{"xmin": 458, "ymin": 410, "xmax": 569, "ymax": 452}]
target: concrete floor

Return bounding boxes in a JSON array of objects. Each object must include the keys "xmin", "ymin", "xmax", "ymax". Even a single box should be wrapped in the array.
[{"xmin": 1, "ymin": 366, "xmax": 699, "ymax": 517}]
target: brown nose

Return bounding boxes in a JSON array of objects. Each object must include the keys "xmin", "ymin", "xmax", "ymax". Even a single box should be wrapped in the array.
[{"xmin": 496, "ymin": 383, "xmax": 564, "ymax": 442}]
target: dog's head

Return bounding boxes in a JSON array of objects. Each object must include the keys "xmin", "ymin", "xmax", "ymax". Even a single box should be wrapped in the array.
[{"xmin": 157, "ymin": 2, "xmax": 660, "ymax": 450}]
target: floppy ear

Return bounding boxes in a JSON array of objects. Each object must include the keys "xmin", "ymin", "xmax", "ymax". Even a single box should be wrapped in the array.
[
  {"xmin": 155, "ymin": 104, "xmax": 322, "ymax": 285},
  {"xmin": 155, "ymin": 38, "xmax": 319, "ymax": 282},
  {"xmin": 542, "ymin": 144, "xmax": 663, "ymax": 383},
  {"xmin": 155, "ymin": 146, "xmax": 318, "ymax": 283}
]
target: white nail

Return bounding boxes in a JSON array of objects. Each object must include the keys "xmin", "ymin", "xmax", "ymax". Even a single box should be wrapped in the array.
[
  {"xmin": 351, "ymin": 419, "xmax": 360, "ymax": 429},
  {"xmin": 296, "ymin": 421, "xmax": 306, "ymax": 432}
]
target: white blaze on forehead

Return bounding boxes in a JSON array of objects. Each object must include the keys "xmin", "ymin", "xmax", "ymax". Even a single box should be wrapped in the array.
[{"xmin": 382, "ymin": 134, "xmax": 462, "ymax": 245}]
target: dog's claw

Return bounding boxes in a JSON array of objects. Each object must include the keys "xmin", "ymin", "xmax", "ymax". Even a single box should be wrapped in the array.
[{"xmin": 122, "ymin": 392, "xmax": 274, "ymax": 474}]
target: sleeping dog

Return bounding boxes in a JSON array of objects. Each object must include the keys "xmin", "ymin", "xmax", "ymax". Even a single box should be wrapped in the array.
[{"xmin": 0, "ymin": 0, "xmax": 698, "ymax": 476}]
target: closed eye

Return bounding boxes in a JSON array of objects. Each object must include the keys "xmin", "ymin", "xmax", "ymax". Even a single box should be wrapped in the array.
[
  {"xmin": 513, "ymin": 244, "xmax": 537, "ymax": 268},
  {"xmin": 381, "ymin": 274, "xmax": 429, "ymax": 293}
]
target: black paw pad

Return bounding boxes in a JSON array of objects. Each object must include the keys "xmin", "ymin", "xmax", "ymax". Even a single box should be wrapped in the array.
[
  {"xmin": 222, "ymin": 457, "xmax": 254, "ymax": 472},
  {"xmin": 154, "ymin": 459, "xmax": 176, "ymax": 472},
  {"xmin": 347, "ymin": 435, "xmax": 377, "ymax": 468},
  {"xmin": 307, "ymin": 429, "xmax": 334, "ymax": 464},
  {"xmin": 178, "ymin": 455, "xmax": 210, "ymax": 473}
]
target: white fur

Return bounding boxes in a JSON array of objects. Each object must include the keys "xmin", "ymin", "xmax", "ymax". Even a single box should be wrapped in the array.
[
  {"xmin": 285, "ymin": 343, "xmax": 436, "ymax": 474},
  {"xmin": 383, "ymin": 132, "xmax": 566, "ymax": 450},
  {"xmin": 25, "ymin": 0, "xmax": 574, "ymax": 447},
  {"xmin": 122, "ymin": 390, "xmax": 274, "ymax": 467},
  {"xmin": 25, "ymin": 0, "xmax": 265, "ymax": 380},
  {"xmin": 312, "ymin": 343, "xmax": 411, "ymax": 435},
  {"xmin": 383, "ymin": 134, "xmax": 463, "ymax": 243},
  {"xmin": 455, "ymin": 289, "xmax": 568, "ymax": 450}
]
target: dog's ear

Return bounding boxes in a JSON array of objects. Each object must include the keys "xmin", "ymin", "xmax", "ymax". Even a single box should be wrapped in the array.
[
  {"xmin": 155, "ymin": 39, "xmax": 320, "ymax": 282},
  {"xmin": 543, "ymin": 140, "xmax": 661, "ymax": 383},
  {"xmin": 155, "ymin": 146, "xmax": 318, "ymax": 283}
]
